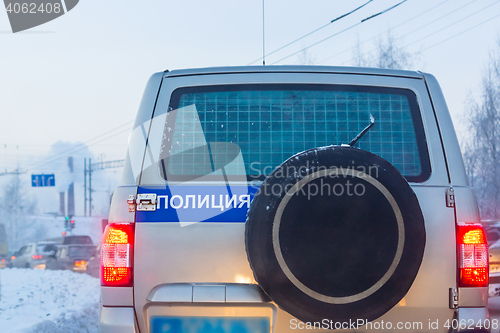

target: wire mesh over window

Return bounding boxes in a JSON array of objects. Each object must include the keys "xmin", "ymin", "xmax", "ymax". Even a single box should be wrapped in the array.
[{"xmin": 165, "ymin": 85, "xmax": 429, "ymax": 181}]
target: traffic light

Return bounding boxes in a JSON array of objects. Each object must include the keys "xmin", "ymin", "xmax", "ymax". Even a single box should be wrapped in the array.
[
  {"xmin": 70, "ymin": 219, "xmax": 75, "ymax": 230},
  {"xmin": 64, "ymin": 217, "xmax": 69, "ymax": 229}
]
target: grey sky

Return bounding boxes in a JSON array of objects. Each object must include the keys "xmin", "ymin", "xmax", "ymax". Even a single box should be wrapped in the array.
[{"xmin": 1, "ymin": 0, "xmax": 499, "ymax": 174}]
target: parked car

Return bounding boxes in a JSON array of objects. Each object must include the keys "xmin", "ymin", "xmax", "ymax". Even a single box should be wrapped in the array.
[
  {"xmin": 45, "ymin": 244, "xmax": 96, "ymax": 272},
  {"xmin": 100, "ymin": 66, "xmax": 489, "ymax": 333},
  {"xmin": 479, "ymin": 221, "xmax": 500, "ymax": 284},
  {"xmin": 0, "ymin": 255, "xmax": 7, "ymax": 268},
  {"xmin": 0, "ymin": 223, "xmax": 8, "ymax": 268},
  {"xmin": 482, "ymin": 220, "xmax": 500, "ymax": 246},
  {"xmin": 7, "ymin": 241, "xmax": 58, "ymax": 269},
  {"xmin": 85, "ymin": 242, "xmax": 100, "ymax": 278}
]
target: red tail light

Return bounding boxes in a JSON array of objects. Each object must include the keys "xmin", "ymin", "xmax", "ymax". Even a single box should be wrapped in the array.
[
  {"xmin": 75, "ymin": 260, "xmax": 86, "ymax": 266},
  {"xmin": 101, "ymin": 223, "xmax": 134, "ymax": 287},
  {"xmin": 458, "ymin": 224, "xmax": 488, "ymax": 287},
  {"xmin": 32, "ymin": 255, "xmax": 42, "ymax": 260}
]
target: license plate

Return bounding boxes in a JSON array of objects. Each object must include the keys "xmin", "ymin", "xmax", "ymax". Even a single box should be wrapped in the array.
[{"xmin": 150, "ymin": 316, "xmax": 270, "ymax": 333}]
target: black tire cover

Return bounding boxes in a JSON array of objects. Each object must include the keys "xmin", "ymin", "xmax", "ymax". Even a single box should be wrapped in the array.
[{"xmin": 245, "ymin": 146, "xmax": 426, "ymax": 324}]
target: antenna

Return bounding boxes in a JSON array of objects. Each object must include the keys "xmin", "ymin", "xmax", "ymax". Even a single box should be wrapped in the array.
[{"xmin": 262, "ymin": 0, "xmax": 265, "ymax": 66}]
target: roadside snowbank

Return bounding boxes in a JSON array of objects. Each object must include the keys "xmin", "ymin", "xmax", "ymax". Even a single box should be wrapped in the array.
[{"xmin": 0, "ymin": 268, "xmax": 100, "ymax": 333}]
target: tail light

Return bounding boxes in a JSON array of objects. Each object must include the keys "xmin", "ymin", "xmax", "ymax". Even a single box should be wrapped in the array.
[
  {"xmin": 32, "ymin": 255, "xmax": 42, "ymax": 260},
  {"xmin": 101, "ymin": 223, "xmax": 134, "ymax": 287},
  {"xmin": 458, "ymin": 223, "xmax": 488, "ymax": 287},
  {"xmin": 75, "ymin": 260, "xmax": 86, "ymax": 266}
]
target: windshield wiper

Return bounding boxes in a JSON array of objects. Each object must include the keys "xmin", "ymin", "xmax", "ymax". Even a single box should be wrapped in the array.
[{"xmin": 349, "ymin": 114, "xmax": 375, "ymax": 146}]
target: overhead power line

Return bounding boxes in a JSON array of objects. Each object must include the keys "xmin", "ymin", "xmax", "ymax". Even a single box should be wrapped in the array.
[
  {"xmin": 361, "ymin": 0, "xmax": 407, "ymax": 22},
  {"xmin": 23, "ymin": 126, "xmax": 132, "ymax": 173},
  {"xmin": 318, "ymin": 0, "xmax": 452, "ymax": 64},
  {"xmin": 271, "ymin": 0, "xmax": 409, "ymax": 65},
  {"xmin": 405, "ymin": 0, "xmax": 500, "ymax": 49},
  {"xmin": 398, "ymin": 0, "xmax": 476, "ymax": 41},
  {"xmin": 90, "ymin": 159, "xmax": 125, "ymax": 171},
  {"xmin": 336, "ymin": 0, "xmax": 479, "ymax": 66},
  {"xmin": 247, "ymin": 0, "xmax": 375, "ymax": 65},
  {"xmin": 421, "ymin": 11, "xmax": 500, "ymax": 52},
  {"xmin": 10, "ymin": 120, "xmax": 133, "ymax": 175},
  {"xmin": 335, "ymin": 0, "xmax": 499, "ymax": 67}
]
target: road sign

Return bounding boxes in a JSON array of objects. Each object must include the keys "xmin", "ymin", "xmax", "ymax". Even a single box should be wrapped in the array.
[{"xmin": 31, "ymin": 174, "xmax": 55, "ymax": 187}]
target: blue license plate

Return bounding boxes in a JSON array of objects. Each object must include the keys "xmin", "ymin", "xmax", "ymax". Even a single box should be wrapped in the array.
[{"xmin": 150, "ymin": 316, "xmax": 270, "ymax": 333}]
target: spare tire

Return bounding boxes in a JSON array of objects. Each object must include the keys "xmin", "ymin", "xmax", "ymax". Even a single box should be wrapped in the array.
[{"xmin": 245, "ymin": 146, "xmax": 425, "ymax": 324}]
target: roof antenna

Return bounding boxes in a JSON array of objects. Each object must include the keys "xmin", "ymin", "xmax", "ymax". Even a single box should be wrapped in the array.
[{"xmin": 262, "ymin": 0, "xmax": 265, "ymax": 65}]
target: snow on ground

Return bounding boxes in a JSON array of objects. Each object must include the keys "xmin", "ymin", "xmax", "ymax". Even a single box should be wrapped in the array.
[{"xmin": 0, "ymin": 268, "xmax": 100, "ymax": 333}]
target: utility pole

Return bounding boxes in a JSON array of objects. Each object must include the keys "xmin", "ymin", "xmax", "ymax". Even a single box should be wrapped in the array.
[
  {"xmin": 59, "ymin": 192, "xmax": 65, "ymax": 216},
  {"xmin": 67, "ymin": 157, "xmax": 75, "ymax": 217},
  {"xmin": 84, "ymin": 158, "xmax": 87, "ymax": 217},
  {"xmin": 83, "ymin": 158, "xmax": 124, "ymax": 217},
  {"xmin": 89, "ymin": 158, "xmax": 92, "ymax": 217}
]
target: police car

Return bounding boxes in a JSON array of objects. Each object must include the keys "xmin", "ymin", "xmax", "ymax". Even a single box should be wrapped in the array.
[{"xmin": 99, "ymin": 66, "xmax": 489, "ymax": 333}]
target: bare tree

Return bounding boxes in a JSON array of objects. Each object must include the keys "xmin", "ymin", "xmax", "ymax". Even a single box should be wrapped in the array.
[
  {"xmin": 353, "ymin": 31, "xmax": 419, "ymax": 70},
  {"xmin": 0, "ymin": 172, "xmax": 37, "ymax": 250},
  {"xmin": 353, "ymin": 36, "xmax": 371, "ymax": 67},
  {"xmin": 463, "ymin": 38, "xmax": 500, "ymax": 219},
  {"xmin": 297, "ymin": 47, "xmax": 316, "ymax": 65}
]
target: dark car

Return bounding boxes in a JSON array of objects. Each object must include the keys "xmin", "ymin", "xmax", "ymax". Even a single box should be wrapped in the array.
[
  {"xmin": 46, "ymin": 244, "xmax": 96, "ymax": 272},
  {"xmin": 63, "ymin": 235, "xmax": 93, "ymax": 245},
  {"xmin": 85, "ymin": 242, "xmax": 100, "ymax": 278}
]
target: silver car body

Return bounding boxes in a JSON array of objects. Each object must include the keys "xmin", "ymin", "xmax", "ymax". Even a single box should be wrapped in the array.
[
  {"xmin": 9, "ymin": 241, "xmax": 56, "ymax": 269},
  {"xmin": 100, "ymin": 66, "xmax": 487, "ymax": 333}
]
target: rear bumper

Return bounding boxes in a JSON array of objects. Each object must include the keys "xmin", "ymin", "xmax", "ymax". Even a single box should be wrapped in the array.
[
  {"xmin": 98, "ymin": 307, "xmax": 491, "ymax": 333},
  {"xmin": 449, "ymin": 308, "xmax": 491, "ymax": 333},
  {"xmin": 98, "ymin": 305, "xmax": 491, "ymax": 333},
  {"xmin": 99, "ymin": 307, "xmax": 138, "ymax": 333}
]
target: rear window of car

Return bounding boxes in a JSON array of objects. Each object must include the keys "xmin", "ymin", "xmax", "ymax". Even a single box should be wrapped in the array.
[
  {"xmin": 63, "ymin": 236, "xmax": 93, "ymax": 245},
  {"xmin": 68, "ymin": 246, "xmax": 95, "ymax": 258},
  {"xmin": 24, "ymin": 245, "xmax": 33, "ymax": 254},
  {"xmin": 160, "ymin": 84, "xmax": 430, "ymax": 182},
  {"xmin": 37, "ymin": 244, "xmax": 58, "ymax": 254}
]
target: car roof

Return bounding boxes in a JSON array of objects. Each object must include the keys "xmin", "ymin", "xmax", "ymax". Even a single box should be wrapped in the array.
[
  {"xmin": 41, "ymin": 237, "xmax": 64, "ymax": 243},
  {"xmin": 164, "ymin": 65, "xmax": 424, "ymax": 80},
  {"xmin": 37, "ymin": 241, "xmax": 58, "ymax": 245}
]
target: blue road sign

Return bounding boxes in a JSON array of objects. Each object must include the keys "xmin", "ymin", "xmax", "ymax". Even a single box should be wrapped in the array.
[{"xmin": 31, "ymin": 174, "xmax": 55, "ymax": 187}]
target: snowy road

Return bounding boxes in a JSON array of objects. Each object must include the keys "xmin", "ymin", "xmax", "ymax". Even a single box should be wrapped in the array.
[{"xmin": 0, "ymin": 268, "xmax": 100, "ymax": 333}]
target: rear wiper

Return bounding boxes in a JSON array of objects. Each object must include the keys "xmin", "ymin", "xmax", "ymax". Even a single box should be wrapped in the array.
[{"xmin": 349, "ymin": 114, "xmax": 375, "ymax": 146}]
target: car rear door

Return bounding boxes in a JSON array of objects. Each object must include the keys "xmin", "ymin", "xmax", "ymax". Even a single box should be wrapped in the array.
[
  {"xmin": 129, "ymin": 70, "xmax": 457, "ymax": 332},
  {"xmin": 12, "ymin": 246, "xmax": 25, "ymax": 267}
]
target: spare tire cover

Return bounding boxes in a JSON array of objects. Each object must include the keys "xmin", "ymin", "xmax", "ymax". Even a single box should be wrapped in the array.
[{"xmin": 245, "ymin": 146, "xmax": 425, "ymax": 324}]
